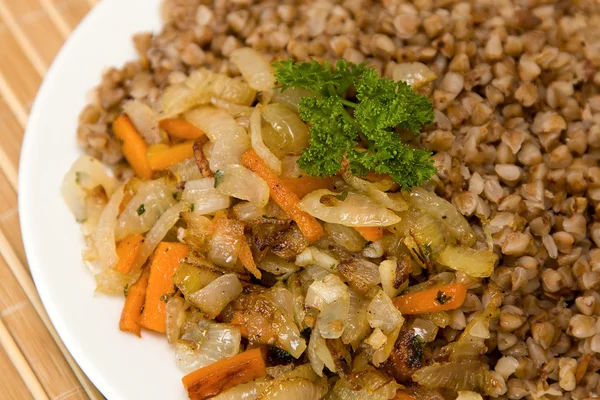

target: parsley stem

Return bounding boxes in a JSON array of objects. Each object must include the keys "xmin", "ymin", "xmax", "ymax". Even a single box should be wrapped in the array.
[{"xmin": 341, "ymin": 99, "xmax": 357, "ymax": 108}]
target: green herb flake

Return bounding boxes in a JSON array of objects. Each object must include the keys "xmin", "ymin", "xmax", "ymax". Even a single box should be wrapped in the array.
[
  {"xmin": 333, "ymin": 191, "xmax": 348, "ymax": 201},
  {"xmin": 75, "ymin": 171, "xmax": 82, "ymax": 185},
  {"xmin": 136, "ymin": 204, "xmax": 146, "ymax": 216},
  {"xmin": 189, "ymin": 203, "xmax": 195, "ymax": 212},
  {"xmin": 160, "ymin": 293, "xmax": 174, "ymax": 303},
  {"xmin": 435, "ymin": 290, "xmax": 452, "ymax": 305},
  {"xmin": 123, "ymin": 284, "xmax": 130, "ymax": 297},
  {"xmin": 214, "ymin": 170, "xmax": 225, "ymax": 188},
  {"xmin": 272, "ymin": 59, "xmax": 436, "ymax": 189}
]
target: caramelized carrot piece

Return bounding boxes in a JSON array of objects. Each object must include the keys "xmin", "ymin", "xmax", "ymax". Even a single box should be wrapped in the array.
[
  {"xmin": 113, "ymin": 115, "xmax": 153, "ymax": 179},
  {"xmin": 394, "ymin": 391, "xmax": 419, "ymax": 400},
  {"xmin": 241, "ymin": 149, "xmax": 324, "ymax": 243},
  {"xmin": 159, "ymin": 118, "xmax": 206, "ymax": 140},
  {"xmin": 114, "ymin": 234, "xmax": 144, "ymax": 274},
  {"xmin": 393, "ymin": 283, "xmax": 467, "ymax": 315},
  {"xmin": 119, "ymin": 268, "xmax": 150, "ymax": 337},
  {"xmin": 182, "ymin": 348, "xmax": 267, "ymax": 400},
  {"xmin": 238, "ymin": 239, "xmax": 261, "ymax": 279},
  {"xmin": 279, "ymin": 176, "xmax": 336, "ymax": 199},
  {"xmin": 146, "ymin": 141, "xmax": 195, "ymax": 171},
  {"xmin": 139, "ymin": 242, "xmax": 189, "ymax": 333},
  {"xmin": 354, "ymin": 226, "xmax": 383, "ymax": 242}
]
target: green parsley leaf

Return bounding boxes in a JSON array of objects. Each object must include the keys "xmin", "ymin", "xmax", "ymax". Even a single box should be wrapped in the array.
[
  {"xmin": 273, "ymin": 59, "xmax": 436, "ymax": 189},
  {"xmin": 136, "ymin": 204, "xmax": 145, "ymax": 216},
  {"xmin": 333, "ymin": 191, "xmax": 348, "ymax": 201}
]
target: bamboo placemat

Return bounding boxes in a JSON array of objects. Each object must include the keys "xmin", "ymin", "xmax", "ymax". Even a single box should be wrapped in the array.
[{"xmin": 0, "ymin": 0, "xmax": 105, "ymax": 399}]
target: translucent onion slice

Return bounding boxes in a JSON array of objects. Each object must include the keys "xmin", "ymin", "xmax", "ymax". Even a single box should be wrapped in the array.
[
  {"xmin": 342, "ymin": 289, "xmax": 370, "ymax": 349},
  {"xmin": 280, "ymin": 156, "xmax": 303, "ymax": 178},
  {"xmin": 324, "ymin": 223, "xmax": 367, "ymax": 252},
  {"xmin": 305, "ymin": 274, "xmax": 350, "ymax": 339},
  {"xmin": 342, "ymin": 171, "xmax": 407, "ymax": 212},
  {"xmin": 295, "ymin": 247, "xmax": 339, "ymax": 272},
  {"xmin": 331, "ymin": 368, "xmax": 400, "ymax": 400},
  {"xmin": 271, "ymin": 87, "xmax": 314, "ymax": 113},
  {"xmin": 93, "ymin": 185, "xmax": 124, "ymax": 271},
  {"xmin": 379, "ymin": 259, "xmax": 404, "ymax": 298},
  {"xmin": 215, "ymin": 164, "xmax": 270, "ymax": 206},
  {"xmin": 232, "ymin": 201, "xmax": 267, "ymax": 222},
  {"xmin": 367, "ymin": 289, "xmax": 404, "ymax": 335},
  {"xmin": 437, "ymin": 246, "xmax": 499, "ymax": 278},
  {"xmin": 61, "ymin": 155, "xmax": 117, "ymax": 221},
  {"xmin": 169, "ymin": 158, "xmax": 203, "ymax": 182},
  {"xmin": 213, "ymin": 380, "xmax": 266, "ymax": 400},
  {"xmin": 412, "ymin": 359, "xmax": 498, "ymax": 394},
  {"xmin": 116, "ymin": 179, "xmax": 176, "ymax": 241},
  {"xmin": 307, "ymin": 324, "xmax": 336, "ymax": 376},
  {"xmin": 187, "ymin": 274, "xmax": 243, "ymax": 318},
  {"xmin": 165, "ymin": 296, "xmax": 187, "ymax": 344},
  {"xmin": 298, "ymin": 189, "xmax": 401, "ymax": 227},
  {"xmin": 182, "ymin": 178, "xmax": 231, "ymax": 215},
  {"xmin": 207, "ymin": 218, "xmax": 244, "ymax": 268},
  {"xmin": 210, "ymin": 96, "xmax": 253, "ymax": 116},
  {"xmin": 184, "ymin": 107, "xmax": 250, "ymax": 171},
  {"xmin": 258, "ymin": 378, "xmax": 322, "ymax": 400},
  {"xmin": 250, "ymin": 107, "xmax": 281, "ymax": 175},
  {"xmin": 230, "ymin": 47, "xmax": 275, "ymax": 92},
  {"xmin": 258, "ymin": 253, "xmax": 299, "ymax": 279},
  {"xmin": 175, "ymin": 320, "xmax": 241, "ymax": 373},
  {"xmin": 131, "ymin": 202, "xmax": 186, "ymax": 271},
  {"xmin": 123, "ymin": 100, "xmax": 163, "ymax": 145},
  {"xmin": 261, "ymin": 103, "xmax": 310, "ymax": 157},
  {"xmin": 406, "ymin": 187, "xmax": 476, "ymax": 246}
]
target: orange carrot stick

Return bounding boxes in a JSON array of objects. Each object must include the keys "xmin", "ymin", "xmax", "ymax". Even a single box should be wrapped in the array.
[
  {"xmin": 241, "ymin": 149, "xmax": 324, "ymax": 243},
  {"xmin": 113, "ymin": 115, "xmax": 153, "ymax": 179},
  {"xmin": 279, "ymin": 176, "xmax": 336, "ymax": 199},
  {"xmin": 182, "ymin": 347, "xmax": 267, "ymax": 400},
  {"xmin": 139, "ymin": 242, "xmax": 189, "ymax": 333},
  {"xmin": 146, "ymin": 141, "xmax": 195, "ymax": 171},
  {"xmin": 115, "ymin": 234, "xmax": 144, "ymax": 274},
  {"xmin": 119, "ymin": 267, "xmax": 150, "ymax": 337},
  {"xmin": 354, "ymin": 226, "xmax": 383, "ymax": 242},
  {"xmin": 238, "ymin": 239, "xmax": 261, "ymax": 279},
  {"xmin": 393, "ymin": 283, "xmax": 467, "ymax": 315},
  {"xmin": 159, "ymin": 118, "xmax": 206, "ymax": 140}
]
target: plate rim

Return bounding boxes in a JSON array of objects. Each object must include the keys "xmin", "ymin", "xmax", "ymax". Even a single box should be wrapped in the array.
[{"xmin": 18, "ymin": 1, "xmax": 155, "ymax": 399}]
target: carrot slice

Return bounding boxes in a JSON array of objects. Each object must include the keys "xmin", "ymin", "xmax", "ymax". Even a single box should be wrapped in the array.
[
  {"xmin": 146, "ymin": 141, "xmax": 195, "ymax": 171},
  {"xmin": 139, "ymin": 242, "xmax": 189, "ymax": 333},
  {"xmin": 238, "ymin": 239, "xmax": 261, "ymax": 279},
  {"xmin": 119, "ymin": 267, "xmax": 150, "ymax": 337},
  {"xmin": 394, "ymin": 391, "xmax": 419, "ymax": 400},
  {"xmin": 279, "ymin": 176, "xmax": 336, "ymax": 199},
  {"xmin": 159, "ymin": 118, "xmax": 206, "ymax": 140},
  {"xmin": 113, "ymin": 115, "xmax": 153, "ymax": 179},
  {"xmin": 115, "ymin": 234, "xmax": 144, "ymax": 274},
  {"xmin": 241, "ymin": 149, "xmax": 324, "ymax": 243},
  {"xmin": 182, "ymin": 347, "xmax": 267, "ymax": 400},
  {"xmin": 393, "ymin": 283, "xmax": 467, "ymax": 315},
  {"xmin": 354, "ymin": 226, "xmax": 383, "ymax": 242}
]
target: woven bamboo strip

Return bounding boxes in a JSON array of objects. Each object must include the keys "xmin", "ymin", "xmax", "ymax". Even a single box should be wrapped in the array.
[
  {"xmin": 1, "ymin": 0, "xmax": 64, "ymax": 69},
  {"xmin": 0, "ymin": 317, "xmax": 48, "ymax": 400},
  {"xmin": 51, "ymin": 0, "xmax": 92, "ymax": 30},
  {"xmin": 0, "ymin": 176, "xmax": 103, "ymax": 398},
  {"xmin": 0, "ymin": 340, "xmax": 34, "ymax": 400},
  {"xmin": 0, "ymin": 0, "xmax": 48, "ymax": 76},
  {"xmin": 0, "ymin": 252, "xmax": 89, "ymax": 399},
  {"xmin": 0, "ymin": 70, "xmax": 28, "ymax": 127},
  {"xmin": 38, "ymin": 0, "xmax": 71, "ymax": 38},
  {"xmin": 0, "ymin": 27, "xmax": 42, "ymax": 113}
]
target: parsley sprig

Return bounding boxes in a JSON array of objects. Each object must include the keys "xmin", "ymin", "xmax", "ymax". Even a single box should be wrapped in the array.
[{"xmin": 273, "ymin": 59, "xmax": 436, "ymax": 189}]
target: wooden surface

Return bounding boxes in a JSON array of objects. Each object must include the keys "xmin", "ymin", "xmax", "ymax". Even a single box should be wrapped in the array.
[{"xmin": 0, "ymin": 0, "xmax": 105, "ymax": 399}]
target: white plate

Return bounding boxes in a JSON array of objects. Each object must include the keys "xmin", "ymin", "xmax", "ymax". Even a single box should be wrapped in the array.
[{"xmin": 18, "ymin": 1, "xmax": 190, "ymax": 399}]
